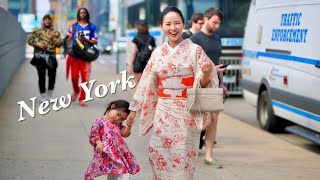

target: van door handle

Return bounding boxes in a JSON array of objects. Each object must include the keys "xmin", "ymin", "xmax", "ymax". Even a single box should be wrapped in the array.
[{"xmin": 266, "ymin": 48, "xmax": 291, "ymax": 55}]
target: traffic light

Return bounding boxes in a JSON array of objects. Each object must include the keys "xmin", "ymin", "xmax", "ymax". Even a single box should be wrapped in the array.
[{"xmin": 51, "ymin": 15, "xmax": 57, "ymax": 23}]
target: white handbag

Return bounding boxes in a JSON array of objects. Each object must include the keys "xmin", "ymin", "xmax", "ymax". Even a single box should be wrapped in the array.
[{"xmin": 186, "ymin": 79, "xmax": 224, "ymax": 113}]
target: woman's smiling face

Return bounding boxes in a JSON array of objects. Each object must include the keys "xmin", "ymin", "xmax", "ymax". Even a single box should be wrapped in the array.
[{"xmin": 161, "ymin": 11, "xmax": 185, "ymax": 47}]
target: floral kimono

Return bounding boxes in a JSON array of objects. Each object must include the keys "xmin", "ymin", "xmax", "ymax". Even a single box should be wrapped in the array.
[{"xmin": 129, "ymin": 39, "xmax": 218, "ymax": 180}]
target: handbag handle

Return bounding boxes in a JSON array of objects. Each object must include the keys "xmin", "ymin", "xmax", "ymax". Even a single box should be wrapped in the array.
[{"xmin": 187, "ymin": 78, "xmax": 214, "ymax": 113}]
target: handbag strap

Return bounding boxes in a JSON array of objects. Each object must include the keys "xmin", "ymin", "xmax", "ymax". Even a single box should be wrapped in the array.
[
  {"xmin": 187, "ymin": 55, "xmax": 215, "ymax": 115},
  {"xmin": 187, "ymin": 57, "xmax": 202, "ymax": 114},
  {"xmin": 187, "ymin": 52, "xmax": 201, "ymax": 113},
  {"xmin": 187, "ymin": 78, "xmax": 202, "ymax": 113}
]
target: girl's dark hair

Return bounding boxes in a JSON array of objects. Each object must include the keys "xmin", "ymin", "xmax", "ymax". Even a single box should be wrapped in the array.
[
  {"xmin": 77, "ymin": 8, "xmax": 90, "ymax": 22},
  {"xmin": 160, "ymin": 6, "xmax": 185, "ymax": 25},
  {"xmin": 103, "ymin": 100, "xmax": 130, "ymax": 115}
]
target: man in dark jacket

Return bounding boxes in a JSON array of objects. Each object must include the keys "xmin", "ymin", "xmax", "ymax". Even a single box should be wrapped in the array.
[
  {"xmin": 190, "ymin": 7, "xmax": 228, "ymax": 169},
  {"xmin": 28, "ymin": 14, "xmax": 62, "ymax": 102}
]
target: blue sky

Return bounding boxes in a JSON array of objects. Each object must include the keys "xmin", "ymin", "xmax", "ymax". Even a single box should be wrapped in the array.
[{"xmin": 36, "ymin": 0, "xmax": 50, "ymax": 19}]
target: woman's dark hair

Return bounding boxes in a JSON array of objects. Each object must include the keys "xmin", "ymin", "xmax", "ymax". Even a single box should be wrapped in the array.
[
  {"xmin": 136, "ymin": 20, "xmax": 149, "ymax": 34},
  {"xmin": 103, "ymin": 100, "xmax": 130, "ymax": 115},
  {"xmin": 160, "ymin": 6, "xmax": 185, "ymax": 25},
  {"xmin": 77, "ymin": 8, "xmax": 90, "ymax": 22}
]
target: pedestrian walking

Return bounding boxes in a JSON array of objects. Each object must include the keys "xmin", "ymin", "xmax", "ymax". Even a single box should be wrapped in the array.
[
  {"xmin": 66, "ymin": 8, "xmax": 98, "ymax": 106},
  {"xmin": 181, "ymin": 13, "xmax": 204, "ymax": 39},
  {"xmin": 126, "ymin": 6, "xmax": 219, "ymax": 180},
  {"xmin": 190, "ymin": 7, "xmax": 229, "ymax": 168},
  {"xmin": 128, "ymin": 20, "xmax": 156, "ymax": 85},
  {"xmin": 85, "ymin": 100, "xmax": 140, "ymax": 180},
  {"xmin": 28, "ymin": 14, "xmax": 62, "ymax": 102}
]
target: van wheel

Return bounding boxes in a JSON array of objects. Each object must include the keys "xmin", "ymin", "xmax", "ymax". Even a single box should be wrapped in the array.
[{"xmin": 257, "ymin": 90, "xmax": 279, "ymax": 132}]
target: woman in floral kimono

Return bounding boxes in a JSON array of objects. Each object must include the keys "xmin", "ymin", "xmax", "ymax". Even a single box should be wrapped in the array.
[{"xmin": 127, "ymin": 6, "xmax": 219, "ymax": 180}]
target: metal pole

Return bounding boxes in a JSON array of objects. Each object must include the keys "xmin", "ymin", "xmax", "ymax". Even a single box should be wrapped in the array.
[{"xmin": 116, "ymin": 0, "xmax": 121, "ymax": 74}]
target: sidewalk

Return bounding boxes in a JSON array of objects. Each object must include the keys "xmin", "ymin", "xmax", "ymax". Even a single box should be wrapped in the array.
[{"xmin": 0, "ymin": 58, "xmax": 319, "ymax": 180}]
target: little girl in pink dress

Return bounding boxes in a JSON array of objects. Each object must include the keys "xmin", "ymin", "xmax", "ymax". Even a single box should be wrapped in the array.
[{"xmin": 85, "ymin": 100, "xmax": 140, "ymax": 180}]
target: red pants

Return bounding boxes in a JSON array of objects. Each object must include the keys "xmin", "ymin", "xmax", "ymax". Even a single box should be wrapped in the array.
[{"xmin": 66, "ymin": 55, "xmax": 91, "ymax": 101}]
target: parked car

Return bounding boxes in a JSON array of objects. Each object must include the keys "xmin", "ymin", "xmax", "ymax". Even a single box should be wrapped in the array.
[
  {"xmin": 113, "ymin": 36, "xmax": 127, "ymax": 53},
  {"xmin": 97, "ymin": 36, "xmax": 113, "ymax": 54}
]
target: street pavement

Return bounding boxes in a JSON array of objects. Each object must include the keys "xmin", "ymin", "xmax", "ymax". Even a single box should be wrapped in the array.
[{"xmin": 0, "ymin": 56, "xmax": 320, "ymax": 180}]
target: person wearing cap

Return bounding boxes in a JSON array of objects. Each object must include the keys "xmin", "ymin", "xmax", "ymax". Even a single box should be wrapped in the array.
[
  {"xmin": 128, "ymin": 20, "xmax": 156, "ymax": 84},
  {"xmin": 28, "ymin": 14, "xmax": 62, "ymax": 102}
]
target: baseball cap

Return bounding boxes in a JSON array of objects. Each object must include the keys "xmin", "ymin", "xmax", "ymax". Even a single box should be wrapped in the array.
[{"xmin": 42, "ymin": 14, "xmax": 52, "ymax": 21}]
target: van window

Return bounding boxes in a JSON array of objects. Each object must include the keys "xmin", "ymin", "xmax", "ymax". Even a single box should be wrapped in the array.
[{"xmin": 220, "ymin": 0, "xmax": 251, "ymax": 30}]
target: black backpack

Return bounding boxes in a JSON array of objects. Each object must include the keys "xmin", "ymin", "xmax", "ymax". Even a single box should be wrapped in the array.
[
  {"xmin": 70, "ymin": 23, "xmax": 100, "ymax": 62},
  {"xmin": 182, "ymin": 30, "xmax": 193, "ymax": 39},
  {"xmin": 136, "ymin": 36, "xmax": 154, "ymax": 64}
]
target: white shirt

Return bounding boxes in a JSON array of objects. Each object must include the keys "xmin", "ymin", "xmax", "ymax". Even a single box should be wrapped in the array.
[{"xmin": 165, "ymin": 40, "xmax": 185, "ymax": 55}]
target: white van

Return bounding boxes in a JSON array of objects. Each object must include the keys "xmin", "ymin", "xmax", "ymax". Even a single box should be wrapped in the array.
[{"xmin": 242, "ymin": 0, "xmax": 320, "ymax": 143}]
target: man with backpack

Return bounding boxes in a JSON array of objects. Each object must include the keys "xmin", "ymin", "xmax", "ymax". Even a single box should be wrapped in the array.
[
  {"xmin": 66, "ymin": 8, "xmax": 98, "ymax": 106},
  {"xmin": 128, "ymin": 20, "xmax": 156, "ymax": 84},
  {"xmin": 181, "ymin": 13, "xmax": 204, "ymax": 39}
]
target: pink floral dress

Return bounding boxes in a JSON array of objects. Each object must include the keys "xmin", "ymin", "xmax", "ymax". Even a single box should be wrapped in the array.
[
  {"xmin": 129, "ymin": 39, "xmax": 218, "ymax": 180},
  {"xmin": 84, "ymin": 116, "xmax": 140, "ymax": 180}
]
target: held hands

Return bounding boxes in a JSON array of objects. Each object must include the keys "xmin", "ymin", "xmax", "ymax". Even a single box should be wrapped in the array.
[
  {"xmin": 126, "ymin": 111, "xmax": 136, "ymax": 127},
  {"xmin": 126, "ymin": 117, "xmax": 133, "ymax": 127},
  {"xmin": 95, "ymin": 141, "xmax": 103, "ymax": 153}
]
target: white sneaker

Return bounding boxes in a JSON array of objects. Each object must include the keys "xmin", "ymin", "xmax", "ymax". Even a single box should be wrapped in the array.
[
  {"xmin": 47, "ymin": 90, "xmax": 54, "ymax": 101},
  {"xmin": 40, "ymin": 93, "xmax": 47, "ymax": 102},
  {"xmin": 119, "ymin": 174, "xmax": 130, "ymax": 180}
]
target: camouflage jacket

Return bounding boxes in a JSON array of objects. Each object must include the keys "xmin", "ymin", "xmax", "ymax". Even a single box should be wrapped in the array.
[{"xmin": 28, "ymin": 27, "xmax": 62, "ymax": 54}]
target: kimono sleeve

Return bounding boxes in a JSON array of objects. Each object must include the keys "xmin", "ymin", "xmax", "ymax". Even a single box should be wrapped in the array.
[
  {"xmin": 129, "ymin": 50, "xmax": 159, "ymax": 135},
  {"xmin": 89, "ymin": 118, "xmax": 104, "ymax": 146},
  {"xmin": 129, "ymin": 51, "xmax": 158, "ymax": 112},
  {"xmin": 194, "ymin": 46, "xmax": 219, "ymax": 88}
]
